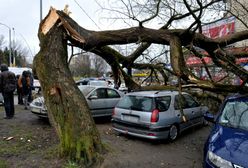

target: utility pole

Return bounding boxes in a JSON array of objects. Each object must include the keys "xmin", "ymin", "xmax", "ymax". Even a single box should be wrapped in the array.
[
  {"xmin": 12, "ymin": 28, "xmax": 15, "ymax": 66},
  {"xmin": 0, "ymin": 23, "xmax": 12, "ymax": 67}
]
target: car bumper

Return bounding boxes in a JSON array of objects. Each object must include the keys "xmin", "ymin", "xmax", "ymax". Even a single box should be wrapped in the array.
[
  {"xmin": 112, "ymin": 119, "xmax": 170, "ymax": 140},
  {"xmin": 203, "ymin": 158, "xmax": 216, "ymax": 168},
  {"xmin": 30, "ymin": 106, "xmax": 48, "ymax": 118}
]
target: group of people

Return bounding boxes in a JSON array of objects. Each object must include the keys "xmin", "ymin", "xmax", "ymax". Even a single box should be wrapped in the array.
[{"xmin": 0, "ymin": 64, "xmax": 33, "ymax": 119}]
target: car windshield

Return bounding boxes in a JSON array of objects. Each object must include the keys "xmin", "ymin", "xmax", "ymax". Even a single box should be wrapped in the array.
[
  {"xmin": 219, "ymin": 97, "xmax": 248, "ymax": 131},
  {"xmin": 116, "ymin": 95, "xmax": 153, "ymax": 112}
]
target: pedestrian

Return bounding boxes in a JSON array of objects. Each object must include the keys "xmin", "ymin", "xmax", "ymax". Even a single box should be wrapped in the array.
[
  {"xmin": 16, "ymin": 74, "xmax": 23, "ymax": 105},
  {"xmin": 0, "ymin": 64, "xmax": 16, "ymax": 119},
  {"xmin": 27, "ymin": 70, "xmax": 34, "ymax": 103},
  {"xmin": 18, "ymin": 71, "xmax": 31, "ymax": 110}
]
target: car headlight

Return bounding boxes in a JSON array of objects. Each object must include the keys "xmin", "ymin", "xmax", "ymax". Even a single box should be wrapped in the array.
[{"xmin": 208, "ymin": 151, "xmax": 232, "ymax": 168}]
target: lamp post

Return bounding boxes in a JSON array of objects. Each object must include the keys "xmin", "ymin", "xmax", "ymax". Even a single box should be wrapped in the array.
[
  {"xmin": 0, "ymin": 23, "xmax": 12, "ymax": 67},
  {"xmin": 40, "ymin": 0, "xmax": 43, "ymax": 22}
]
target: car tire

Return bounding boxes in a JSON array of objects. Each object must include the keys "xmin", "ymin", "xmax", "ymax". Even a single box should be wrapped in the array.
[{"xmin": 168, "ymin": 124, "xmax": 178, "ymax": 141}]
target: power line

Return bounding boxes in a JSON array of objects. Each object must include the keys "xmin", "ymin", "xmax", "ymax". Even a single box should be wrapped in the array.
[{"xmin": 73, "ymin": 0, "xmax": 101, "ymax": 30}]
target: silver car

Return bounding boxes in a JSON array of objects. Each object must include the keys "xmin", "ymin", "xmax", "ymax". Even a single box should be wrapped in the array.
[
  {"xmin": 112, "ymin": 90, "xmax": 208, "ymax": 141},
  {"xmin": 0, "ymin": 93, "xmax": 4, "ymax": 105},
  {"xmin": 30, "ymin": 86, "xmax": 124, "ymax": 118}
]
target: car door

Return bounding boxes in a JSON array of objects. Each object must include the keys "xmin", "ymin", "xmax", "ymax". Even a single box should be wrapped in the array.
[
  {"xmin": 87, "ymin": 88, "xmax": 121, "ymax": 117},
  {"xmin": 174, "ymin": 94, "xmax": 192, "ymax": 130},
  {"xmin": 183, "ymin": 94, "xmax": 203, "ymax": 125},
  {"xmin": 105, "ymin": 88, "xmax": 122, "ymax": 115},
  {"xmin": 87, "ymin": 88, "xmax": 108, "ymax": 117}
]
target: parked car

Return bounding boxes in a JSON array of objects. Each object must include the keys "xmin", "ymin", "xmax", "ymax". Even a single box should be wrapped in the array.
[
  {"xmin": 76, "ymin": 78, "xmax": 107, "ymax": 87},
  {"xmin": 203, "ymin": 93, "xmax": 248, "ymax": 168},
  {"xmin": 112, "ymin": 90, "xmax": 208, "ymax": 141},
  {"xmin": 0, "ymin": 93, "xmax": 4, "ymax": 105},
  {"xmin": 118, "ymin": 83, "xmax": 128, "ymax": 93},
  {"xmin": 30, "ymin": 86, "xmax": 124, "ymax": 118}
]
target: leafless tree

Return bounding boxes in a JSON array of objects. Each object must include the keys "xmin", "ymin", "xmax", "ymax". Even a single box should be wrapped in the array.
[{"xmin": 91, "ymin": 54, "xmax": 108, "ymax": 77}]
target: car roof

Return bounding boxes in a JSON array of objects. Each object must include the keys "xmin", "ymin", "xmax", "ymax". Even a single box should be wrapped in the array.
[
  {"xmin": 226, "ymin": 93, "xmax": 248, "ymax": 101},
  {"xmin": 126, "ymin": 90, "xmax": 184, "ymax": 97},
  {"xmin": 78, "ymin": 85, "xmax": 118, "ymax": 90}
]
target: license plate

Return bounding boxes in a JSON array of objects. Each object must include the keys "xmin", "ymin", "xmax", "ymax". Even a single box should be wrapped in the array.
[
  {"xmin": 31, "ymin": 107, "xmax": 41, "ymax": 113},
  {"xmin": 123, "ymin": 115, "xmax": 138, "ymax": 122}
]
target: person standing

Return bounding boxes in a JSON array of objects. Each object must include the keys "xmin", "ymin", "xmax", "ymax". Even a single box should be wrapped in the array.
[
  {"xmin": 27, "ymin": 70, "xmax": 33, "ymax": 103},
  {"xmin": 0, "ymin": 64, "xmax": 16, "ymax": 119},
  {"xmin": 16, "ymin": 74, "xmax": 23, "ymax": 105},
  {"xmin": 18, "ymin": 71, "xmax": 31, "ymax": 110}
]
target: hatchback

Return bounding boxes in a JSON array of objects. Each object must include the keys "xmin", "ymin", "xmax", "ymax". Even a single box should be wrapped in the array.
[
  {"xmin": 203, "ymin": 94, "xmax": 248, "ymax": 168},
  {"xmin": 112, "ymin": 90, "xmax": 208, "ymax": 141}
]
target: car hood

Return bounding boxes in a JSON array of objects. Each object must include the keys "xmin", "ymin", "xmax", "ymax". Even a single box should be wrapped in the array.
[{"xmin": 207, "ymin": 124, "xmax": 248, "ymax": 167}]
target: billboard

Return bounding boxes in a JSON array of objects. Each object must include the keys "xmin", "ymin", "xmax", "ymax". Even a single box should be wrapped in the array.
[{"xmin": 202, "ymin": 16, "xmax": 235, "ymax": 39}]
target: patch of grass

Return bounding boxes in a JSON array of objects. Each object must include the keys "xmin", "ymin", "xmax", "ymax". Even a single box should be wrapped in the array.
[
  {"xmin": 0, "ymin": 159, "xmax": 8, "ymax": 168},
  {"xmin": 64, "ymin": 160, "xmax": 80, "ymax": 168},
  {"xmin": 43, "ymin": 144, "xmax": 60, "ymax": 159}
]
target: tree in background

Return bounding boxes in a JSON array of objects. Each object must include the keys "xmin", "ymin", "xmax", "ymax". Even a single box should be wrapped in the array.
[
  {"xmin": 0, "ymin": 35, "xmax": 31, "ymax": 67},
  {"xmin": 69, "ymin": 51, "xmax": 108, "ymax": 78},
  {"xmin": 91, "ymin": 54, "xmax": 108, "ymax": 77},
  {"xmin": 69, "ymin": 52, "xmax": 91, "ymax": 77}
]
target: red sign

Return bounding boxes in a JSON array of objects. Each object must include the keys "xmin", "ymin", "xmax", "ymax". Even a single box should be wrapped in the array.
[
  {"xmin": 202, "ymin": 17, "xmax": 235, "ymax": 39},
  {"xmin": 186, "ymin": 56, "xmax": 212, "ymax": 65},
  {"xmin": 186, "ymin": 56, "xmax": 248, "ymax": 66}
]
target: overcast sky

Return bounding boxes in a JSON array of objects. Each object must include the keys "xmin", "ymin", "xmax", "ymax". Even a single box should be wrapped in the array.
[{"xmin": 0, "ymin": 0, "xmax": 106, "ymax": 63}]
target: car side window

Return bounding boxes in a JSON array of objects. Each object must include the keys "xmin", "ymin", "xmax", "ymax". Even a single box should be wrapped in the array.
[
  {"xmin": 107, "ymin": 89, "xmax": 120, "ymax": 98},
  {"xmin": 174, "ymin": 95, "xmax": 187, "ymax": 110},
  {"xmin": 155, "ymin": 96, "xmax": 171, "ymax": 111},
  {"xmin": 184, "ymin": 94, "xmax": 199, "ymax": 108},
  {"xmin": 91, "ymin": 88, "xmax": 107, "ymax": 99}
]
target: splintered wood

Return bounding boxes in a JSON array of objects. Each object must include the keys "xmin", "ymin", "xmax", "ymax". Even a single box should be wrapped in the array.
[
  {"xmin": 41, "ymin": 7, "xmax": 59, "ymax": 35},
  {"xmin": 41, "ymin": 7, "xmax": 85, "ymax": 43}
]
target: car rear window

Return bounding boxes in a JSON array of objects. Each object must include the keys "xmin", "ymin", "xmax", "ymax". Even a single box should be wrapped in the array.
[{"xmin": 116, "ymin": 95, "xmax": 154, "ymax": 112}]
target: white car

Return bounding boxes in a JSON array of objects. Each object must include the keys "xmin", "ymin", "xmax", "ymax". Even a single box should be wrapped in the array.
[{"xmin": 0, "ymin": 93, "xmax": 4, "ymax": 105}]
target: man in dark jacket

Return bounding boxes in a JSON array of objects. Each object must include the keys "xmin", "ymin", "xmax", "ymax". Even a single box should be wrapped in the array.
[{"xmin": 0, "ymin": 64, "xmax": 16, "ymax": 119}]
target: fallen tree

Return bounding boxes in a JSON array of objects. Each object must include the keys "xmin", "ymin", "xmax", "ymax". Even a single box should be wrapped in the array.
[{"xmin": 33, "ymin": 1, "xmax": 248, "ymax": 166}]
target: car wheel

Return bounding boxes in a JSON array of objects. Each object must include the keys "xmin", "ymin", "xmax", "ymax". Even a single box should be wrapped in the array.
[{"xmin": 168, "ymin": 124, "xmax": 178, "ymax": 141}]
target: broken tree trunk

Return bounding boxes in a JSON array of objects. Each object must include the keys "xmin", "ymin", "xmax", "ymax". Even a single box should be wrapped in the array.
[{"xmin": 33, "ymin": 8, "xmax": 104, "ymax": 166}]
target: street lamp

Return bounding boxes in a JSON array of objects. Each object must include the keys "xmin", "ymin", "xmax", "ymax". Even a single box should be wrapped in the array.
[
  {"xmin": 40, "ymin": 0, "xmax": 43, "ymax": 22},
  {"xmin": 0, "ymin": 22, "xmax": 12, "ymax": 67}
]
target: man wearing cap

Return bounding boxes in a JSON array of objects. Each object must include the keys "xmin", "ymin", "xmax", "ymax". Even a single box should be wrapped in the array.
[{"xmin": 0, "ymin": 64, "xmax": 16, "ymax": 119}]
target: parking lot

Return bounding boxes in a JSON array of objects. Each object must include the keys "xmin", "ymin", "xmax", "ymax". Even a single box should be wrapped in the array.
[
  {"xmin": 98, "ymin": 118, "xmax": 211, "ymax": 168},
  {"xmin": 0, "ymin": 102, "xmax": 212, "ymax": 168}
]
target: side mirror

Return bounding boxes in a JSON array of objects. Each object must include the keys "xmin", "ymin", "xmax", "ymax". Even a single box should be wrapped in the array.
[
  {"xmin": 88, "ymin": 95, "xmax": 98, "ymax": 100},
  {"xmin": 204, "ymin": 112, "xmax": 215, "ymax": 123}
]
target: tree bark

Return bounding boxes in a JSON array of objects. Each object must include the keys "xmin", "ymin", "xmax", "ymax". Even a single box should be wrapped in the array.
[{"xmin": 33, "ymin": 9, "xmax": 104, "ymax": 166}]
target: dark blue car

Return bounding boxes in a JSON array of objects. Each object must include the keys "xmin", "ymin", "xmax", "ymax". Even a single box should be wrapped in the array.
[{"xmin": 204, "ymin": 94, "xmax": 248, "ymax": 168}]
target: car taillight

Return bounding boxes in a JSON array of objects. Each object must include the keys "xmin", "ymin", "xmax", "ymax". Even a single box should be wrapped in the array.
[
  {"xmin": 112, "ymin": 108, "xmax": 116, "ymax": 116},
  {"xmin": 151, "ymin": 109, "xmax": 159, "ymax": 123}
]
